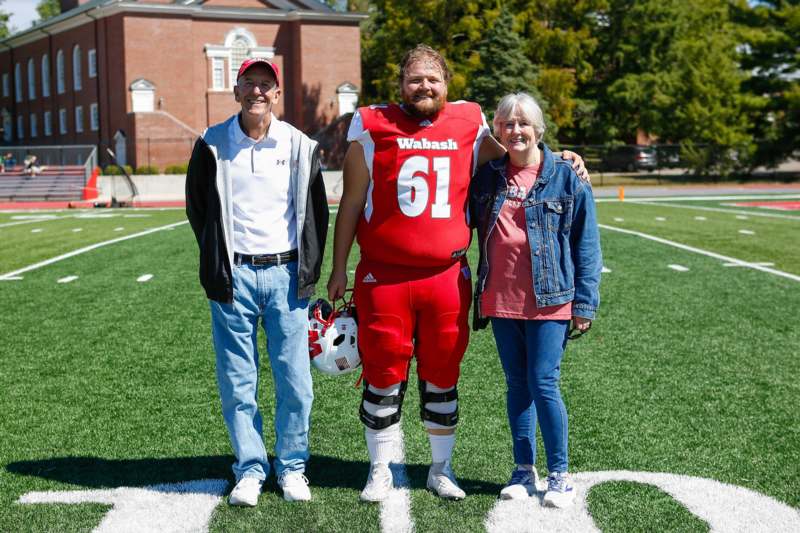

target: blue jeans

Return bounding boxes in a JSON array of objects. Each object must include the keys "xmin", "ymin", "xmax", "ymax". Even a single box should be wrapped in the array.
[
  {"xmin": 209, "ymin": 261, "xmax": 312, "ymax": 481},
  {"xmin": 490, "ymin": 318, "xmax": 569, "ymax": 473}
]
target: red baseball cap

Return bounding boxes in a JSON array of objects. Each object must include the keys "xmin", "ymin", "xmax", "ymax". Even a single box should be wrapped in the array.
[{"xmin": 237, "ymin": 58, "xmax": 280, "ymax": 87}]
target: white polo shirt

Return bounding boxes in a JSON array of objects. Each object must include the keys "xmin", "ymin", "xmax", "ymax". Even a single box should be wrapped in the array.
[{"xmin": 229, "ymin": 114, "xmax": 296, "ymax": 255}]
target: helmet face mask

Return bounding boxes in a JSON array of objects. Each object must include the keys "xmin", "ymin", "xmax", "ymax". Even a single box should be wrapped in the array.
[{"xmin": 308, "ymin": 296, "xmax": 360, "ymax": 375}]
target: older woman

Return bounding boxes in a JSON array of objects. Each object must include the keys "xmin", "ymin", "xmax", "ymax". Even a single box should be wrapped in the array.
[{"xmin": 469, "ymin": 93, "xmax": 602, "ymax": 507}]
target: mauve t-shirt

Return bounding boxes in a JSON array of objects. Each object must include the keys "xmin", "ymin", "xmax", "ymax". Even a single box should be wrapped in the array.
[{"xmin": 481, "ymin": 161, "xmax": 572, "ymax": 320}]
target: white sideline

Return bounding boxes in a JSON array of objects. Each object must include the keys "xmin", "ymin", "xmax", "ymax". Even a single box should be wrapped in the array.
[
  {"xmin": 0, "ymin": 217, "xmax": 67, "ymax": 228},
  {"xmin": 595, "ymin": 193, "xmax": 800, "ymax": 203},
  {"xmin": 599, "ymin": 224, "xmax": 800, "ymax": 283},
  {"xmin": 0, "ymin": 220, "xmax": 188, "ymax": 280},
  {"xmin": 624, "ymin": 200, "xmax": 800, "ymax": 221},
  {"xmin": 379, "ymin": 434, "xmax": 415, "ymax": 533}
]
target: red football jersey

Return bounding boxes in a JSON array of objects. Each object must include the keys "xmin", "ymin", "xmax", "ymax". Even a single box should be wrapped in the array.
[{"xmin": 348, "ymin": 101, "xmax": 490, "ymax": 267}]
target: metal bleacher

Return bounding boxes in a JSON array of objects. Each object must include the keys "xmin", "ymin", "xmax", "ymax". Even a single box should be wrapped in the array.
[
  {"xmin": 0, "ymin": 145, "xmax": 98, "ymax": 202},
  {"xmin": 0, "ymin": 165, "xmax": 87, "ymax": 202}
]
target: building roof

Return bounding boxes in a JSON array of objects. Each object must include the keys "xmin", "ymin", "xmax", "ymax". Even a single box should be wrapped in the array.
[{"xmin": 1, "ymin": 0, "xmax": 364, "ymax": 49}]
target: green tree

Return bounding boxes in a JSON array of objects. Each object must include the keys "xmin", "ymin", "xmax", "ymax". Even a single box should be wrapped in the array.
[
  {"xmin": 581, "ymin": 0, "xmax": 752, "ymax": 175},
  {"xmin": 36, "ymin": 0, "xmax": 60, "ymax": 22},
  {"xmin": 731, "ymin": 0, "xmax": 800, "ymax": 168},
  {"xmin": 323, "ymin": 0, "xmax": 369, "ymax": 10},
  {"xmin": 0, "ymin": 0, "xmax": 10, "ymax": 39},
  {"xmin": 466, "ymin": 8, "xmax": 557, "ymax": 141},
  {"xmin": 360, "ymin": 0, "xmax": 495, "ymax": 103},
  {"xmin": 509, "ymin": 0, "xmax": 608, "ymax": 137}
]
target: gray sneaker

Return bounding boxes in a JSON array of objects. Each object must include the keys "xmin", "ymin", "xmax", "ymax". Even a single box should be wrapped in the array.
[
  {"xmin": 543, "ymin": 472, "xmax": 575, "ymax": 508},
  {"xmin": 426, "ymin": 461, "xmax": 465, "ymax": 500},
  {"xmin": 499, "ymin": 466, "xmax": 540, "ymax": 500},
  {"xmin": 360, "ymin": 462, "xmax": 393, "ymax": 502}
]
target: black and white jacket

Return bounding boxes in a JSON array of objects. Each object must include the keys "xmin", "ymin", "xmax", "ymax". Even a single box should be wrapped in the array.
[{"xmin": 186, "ymin": 114, "xmax": 329, "ymax": 303}]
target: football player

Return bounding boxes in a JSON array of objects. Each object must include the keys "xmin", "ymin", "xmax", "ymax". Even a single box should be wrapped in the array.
[{"xmin": 327, "ymin": 44, "xmax": 587, "ymax": 501}]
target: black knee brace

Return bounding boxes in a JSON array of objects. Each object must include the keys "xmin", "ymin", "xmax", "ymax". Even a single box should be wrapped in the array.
[
  {"xmin": 418, "ymin": 379, "xmax": 459, "ymax": 427},
  {"xmin": 359, "ymin": 379, "xmax": 408, "ymax": 430}
]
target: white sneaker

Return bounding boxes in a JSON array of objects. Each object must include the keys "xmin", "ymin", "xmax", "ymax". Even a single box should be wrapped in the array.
[
  {"xmin": 543, "ymin": 472, "xmax": 575, "ymax": 508},
  {"xmin": 228, "ymin": 477, "xmax": 263, "ymax": 507},
  {"xmin": 278, "ymin": 471, "xmax": 311, "ymax": 502},
  {"xmin": 499, "ymin": 466, "xmax": 540, "ymax": 500},
  {"xmin": 360, "ymin": 462, "xmax": 393, "ymax": 502},
  {"xmin": 426, "ymin": 461, "xmax": 465, "ymax": 500}
]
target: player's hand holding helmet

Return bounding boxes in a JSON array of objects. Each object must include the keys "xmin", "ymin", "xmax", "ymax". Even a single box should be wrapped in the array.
[{"xmin": 308, "ymin": 291, "xmax": 359, "ymax": 375}]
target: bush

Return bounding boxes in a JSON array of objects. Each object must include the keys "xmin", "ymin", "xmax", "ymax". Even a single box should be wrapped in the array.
[
  {"xmin": 103, "ymin": 164, "xmax": 134, "ymax": 176},
  {"xmin": 164, "ymin": 163, "xmax": 189, "ymax": 175},
  {"xmin": 134, "ymin": 165, "xmax": 160, "ymax": 175}
]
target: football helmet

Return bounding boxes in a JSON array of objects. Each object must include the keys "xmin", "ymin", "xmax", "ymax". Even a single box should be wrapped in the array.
[{"xmin": 308, "ymin": 293, "xmax": 360, "ymax": 375}]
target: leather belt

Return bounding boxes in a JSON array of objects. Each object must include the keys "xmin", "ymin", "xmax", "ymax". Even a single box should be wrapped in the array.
[{"xmin": 234, "ymin": 249, "xmax": 298, "ymax": 266}]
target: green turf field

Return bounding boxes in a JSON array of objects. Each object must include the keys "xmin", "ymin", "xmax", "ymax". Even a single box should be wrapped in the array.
[{"xmin": 1, "ymin": 195, "xmax": 798, "ymax": 532}]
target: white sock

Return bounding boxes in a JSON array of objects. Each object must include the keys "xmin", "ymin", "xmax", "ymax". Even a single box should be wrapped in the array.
[
  {"xmin": 427, "ymin": 432, "xmax": 456, "ymax": 464},
  {"xmin": 365, "ymin": 424, "xmax": 400, "ymax": 465}
]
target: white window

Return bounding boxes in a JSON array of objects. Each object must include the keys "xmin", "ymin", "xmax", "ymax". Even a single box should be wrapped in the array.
[
  {"xmin": 56, "ymin": 50, "xmax": 65, "ymax": 94},
  {"xmin": 59, "ymin": 108, "xmax": 67, "ymax": 134},
  {"xmin": 230, "ymin": 37, "xmax": 249, "ymax": 87},
  {"xmin": 27, "ymin": 59, "xmax": 36, "ymax": 99},
  {"xmin": 130, "ymin": 79, "xmax": 155, "ymax": 112},
  {"xmin": 90, "ymin": 103, "xmax": 99, "ymax": 131},
  {"xmin": 2, "ymin": 111, "xmax": 11, "ymax": 142},
  {"xmin": 42, "ymin": 54, "xmax": 50, "ymax": 97},
  {"xmin": 73, "ymin": 45, "xmax": 82, "ymax": 91},
  {"xmin": 14, "ymin": 63, "xmax": 22, "ymax": 102},
  {"xmin": 2, "ymin": 74, "xmax": 8, "ymax": 97},
  {"xmin": 337, "ymin": 82, "xmax": 359, "ymax": 116},
  {"xmin": 17, "ymin": 115, "xmax": 24, "ymax": 139},
  {"xmin": 75, "ymin": 106, "xmax": 84, "ymax": 133},
  {"xmin": 30, "ymin": 113, "xmax": 37, "ymax": 138},
  {"xmin": 212, "ymin": 58, "xmax": 225, "ymax": 90},
  {"xmin": 88, "ymin": 49, "xmax": 97, "ymax": 78},
  {"xmin": 44, "ymin": 111, "xmax": 52, "ymax": 136}
]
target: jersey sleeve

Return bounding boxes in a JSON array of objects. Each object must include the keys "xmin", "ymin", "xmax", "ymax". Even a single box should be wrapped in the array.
[
  {"xmin": 478, "ymin": 111, "xmax": 491, "ymax": 143},
  {"xmin": 472, "ymin": 108, "xmax": 492, "ymax": 174},
  {"xmin": 347, "ymin": 109, "xmax": 369, "ymax": 144}
]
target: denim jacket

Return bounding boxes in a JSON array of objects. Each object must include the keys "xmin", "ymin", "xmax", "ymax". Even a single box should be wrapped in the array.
[{"xmin": 469, "ymin": 143, "xmax": 602, "ymax": 330}]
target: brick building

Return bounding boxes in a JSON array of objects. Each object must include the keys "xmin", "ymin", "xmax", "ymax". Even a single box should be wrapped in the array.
[{"xmin": 0, "ymin": 0, "xmax": 363, "ymax": 168}]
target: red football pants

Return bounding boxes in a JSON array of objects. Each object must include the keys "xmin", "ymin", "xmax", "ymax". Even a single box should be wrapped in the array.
[{"xmin": 354, "ymin": 257, "xmax": 472, "ymax": 389}]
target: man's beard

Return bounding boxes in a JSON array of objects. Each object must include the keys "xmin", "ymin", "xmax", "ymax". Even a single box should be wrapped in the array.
[{"xmin": 402, "ymin": 92, "xmax": 445, "ymax": 118}]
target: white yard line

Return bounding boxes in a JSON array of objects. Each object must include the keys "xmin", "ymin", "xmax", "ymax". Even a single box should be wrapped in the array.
[
  {"xmin": 137, "ymin": 274, "xmax": 154, "ymax": 282},
  {"xmin": 380, "ymin": 436, "xmax": 415, "ymax": 533},
  {"xmin": 599, "ymin": 224, "xmax": 800, "ymax": 283},
  {"xmin": 622, "ymin": 200, "xmax": 800, "ymax": 221},
  {"xmin": 0, "ymin": 217, "xmax": 66, "ymax": 228},
  {"xmin": 668, "ymin": 264, "xmax": 689, "ymax": 272},
  {"xmin": 724, "ymin": 262, "xmax": 773, "ymax": 267},
  {"xmin": 0, "ymin": 221, "xmax": 188, "ymax": 280},
  {"xmin": 57, "ymin": 275, "xmax": 79, "ymax": 283}
]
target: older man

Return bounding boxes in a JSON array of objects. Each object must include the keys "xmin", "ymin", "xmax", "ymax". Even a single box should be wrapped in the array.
[
  {"xmin": 328, "ymin": 44, "xmax": 587, "ymax": 502},
  {"xmin": 186, "ymin": 58, "xmax": 328, "ymax": 506}
]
